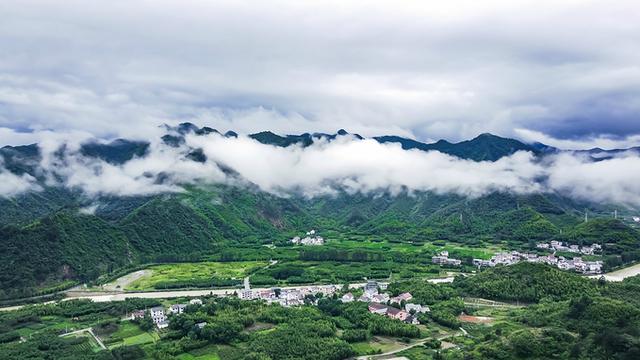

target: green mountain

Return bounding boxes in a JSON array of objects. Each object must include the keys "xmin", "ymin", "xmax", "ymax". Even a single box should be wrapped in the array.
[
  {"xmin": 0, "ymin": 211, "xmax": 131, "ymax": 299},
  {"xmin": 3, "ymin": 184, "xmax": 638, "ymax": 300},
  {"xmin": 374, "ymin": 133, "xmax": 540, "ymax": 161},
  {"xmin": 1, "ymin": 127, "xmax": 639, "ymax": 300}
]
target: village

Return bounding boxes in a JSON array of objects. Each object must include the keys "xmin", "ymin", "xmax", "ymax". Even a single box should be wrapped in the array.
[
  {"xmin": 128, "ymin": 278, "xmax": 431, "ymax": 330},
  {"xmin": 239, "ymin": 278, "xmax": 429, "ymax": 324},
  {"xmin": 432, "ymin": 240, "xmax": 603, "ymax": 275},
  {"xmin": 128, "ymin": 298, "xmax": 205, "ymax": 330},
  {"xmin": 290, "ymin": 229, "xmax": 325, "ymax": 246},
  {"xmin": 125, "ymin": 239, "xmax": 603, "ymax": 331}
]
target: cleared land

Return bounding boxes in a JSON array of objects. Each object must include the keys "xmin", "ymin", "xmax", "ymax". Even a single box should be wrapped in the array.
[{"xmin": 594, "ymin": 262, "xmax": 640, "ymax": 281}]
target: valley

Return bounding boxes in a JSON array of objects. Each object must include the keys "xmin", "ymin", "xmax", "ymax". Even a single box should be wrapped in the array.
[{"xmin": 1, "ymin": 129, "xmax": 639, "ymax": 359}]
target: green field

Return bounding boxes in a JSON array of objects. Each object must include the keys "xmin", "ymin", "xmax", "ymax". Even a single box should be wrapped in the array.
[
  {"xmin": 62, "ymin": 332, "xmax": 103, "ymax": 352},
  {"xmin": 351, "ymin": 336, "xmax": 407, "ymax": 355},
  {"xmin": 249, "ymin": 260, "xmax": 450, "ymax": 286},
  {"xmin": 176, "ymin": 345, "xmax": 221, "ymax": 359},
  {"xmin": 126, "ymin": 261, "xmax": 269, "ymax": 290},
  {"xmin": 104, "ymin": 321, "xmax": 159, "ymax": 349}
]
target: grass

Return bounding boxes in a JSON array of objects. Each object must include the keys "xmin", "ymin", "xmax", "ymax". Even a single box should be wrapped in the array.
[
  {"xmin": 111, "ymin": 321, "xmax": 145, "ymax": 339},
  {"xmin": 125, "ymin": 261, "xmax": 268, "ymax": 290},
  {"xmin": 351, "ymin": 336, "xmax": 408, "ymax": 355},
  {"xmin": 176, "ymin": 344, "xmax": 221, "ymax": 359},
  {"xmin": 105, "ymin": 321, "xmax": 159, "ymax": 349},
  {"xmin": 123, "ymin": 332, "xmax": 159, "ymax": 346},
  {"xmin": 422, "ymin": 242, "xmax": 500, "ymax": 260},
  {"xmin": 62, "ymin": 331, "xmax": 103, "ymax": 353},
  {"xmin": 398, "ymin": 346, "xmax": 436, "ymax": 360}
]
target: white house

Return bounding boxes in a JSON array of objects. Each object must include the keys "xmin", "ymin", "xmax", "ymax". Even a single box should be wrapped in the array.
[
  {"xmin": 341, "ymin": 293, "xmax": 354, "ymax": 303},
  {"xmin": 239, "ymin": 289, "xmax": 254, "ymax": 300},
  {"xmin": 372, "ymin": 293, "xmax": 390, "ymax": 303},
  {"xmin": 390, "ymin": 292, "xmax": 413, "ymax": 304},
  {"xmin": 368, "ymin": 302, "xmax": 388, "ymax": 315},
  {"xmin": 189, "ymin": 299, "xmax": 203, "ymax": 306},
  {"xmin": 157, "ymin": 320, "xmax": 169, "ymax": 329},
  {"xmin": 405, "ymin": 303, "xmax": 430, "ymax": 313},
  {"xmin": 169, "ymin": 304, "xmax": 187, "ymax": 315},
  {"xmin": 150, "ymin": 307, "xmax": 166, "ymax": 324}
]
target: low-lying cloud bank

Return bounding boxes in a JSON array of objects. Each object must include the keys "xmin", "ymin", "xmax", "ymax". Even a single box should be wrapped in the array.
[{"xmin": 1, "ymin": 132, "xmax": 639, "ymax": 207}]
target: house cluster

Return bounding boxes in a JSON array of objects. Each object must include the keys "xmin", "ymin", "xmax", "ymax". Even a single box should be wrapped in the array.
[
  {"xmin": 239, "ymin": 284, "xmax": 339, "ymax": 307},
  {"xmin": 431, "ymin": 251, "xmax": 462, "ymax": 266},
  {"xmin": 632, "ymin": 216, "xmax": 640, "ymax": 223},
  {"xmin": 130, "ymin": 298, "xmax": 203, "ymax": 329},
  {"xmin": 473, "ymin": 251, "xmax": 603, "ymax": 274},
  {"xmin": 342, "ymin": 281, "xmax": 429, "ymax": 325},
  {"xmin": 291, "ymin": 229, "xmax": 325, "ymax": 246},
  {"xmin": 536, "ymin": 241, "xmax": 602, "ymax": 255}
]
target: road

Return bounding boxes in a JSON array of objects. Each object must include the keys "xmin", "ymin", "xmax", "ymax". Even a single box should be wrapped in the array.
[
  {"xmin": 0, "ymin": 281, "xmax": 367, "ymax": 311},
  {"xmin": 588, "ymin": 262, "xmax": 640, "ymax": 282}
]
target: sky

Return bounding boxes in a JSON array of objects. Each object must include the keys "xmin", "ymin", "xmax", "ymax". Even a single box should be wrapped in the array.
[{"xmin": 1, "ymin": 0, "xmax": 640, "ymax": 149}]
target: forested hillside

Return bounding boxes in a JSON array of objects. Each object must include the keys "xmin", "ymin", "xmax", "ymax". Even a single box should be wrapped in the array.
[
  {"xmin": 1, "ymin": 182, "xmax": 639, "ymax": 300},
  {"xmin": 1, "ymin": 126, "xmax": 640, "ymax": 300}
]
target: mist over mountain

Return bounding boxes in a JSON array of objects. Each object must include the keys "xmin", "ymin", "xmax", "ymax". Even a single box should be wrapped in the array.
[{"xmin": 1, "ymin": 123, "xmax": 639, "ymax": 208}]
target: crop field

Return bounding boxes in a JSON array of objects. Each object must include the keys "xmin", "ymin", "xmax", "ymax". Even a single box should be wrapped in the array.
[
  {"xmin": 175, "ymin": 345, "xmax": 221, "ymax": 359},
  {"xmin": 351, "ymin": 336, "xmax": 408, "ymax": 355},
  {"xmin": 422, "ymin": 242, "xmax": 500, "ymax": 260},
  {"xmin": 104, "ymin": 322, "xmax": 159, "ymax": 349},
  {"xmin": 249, "ymin": 260, "xmax": 448, "ymax": 286},
  {"xmin": 62, "ymin": 332, "xmax": 103, "ymax": 352},
  {"xmin": 125, "ymin": 261, "xmax": 269, "ymax": 290}
]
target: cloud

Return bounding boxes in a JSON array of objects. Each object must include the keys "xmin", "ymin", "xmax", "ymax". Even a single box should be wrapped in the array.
[
  {"xmin": 1, "ymin": 1, "xmax": 640, "ymax": 141},
  {"xmin": 37, "ymin": 137, "xmax": 227, "ymax": 197},
  {"xmin": 190, "ymin": 134, "xmax": 545, "ymax": 197},
  {"xmin": 12, "ymin": 130, "xmax": 637, "ymax": 208},
  {"xmin": 515, "ymin": 128, "xmax": 640, "ymax": 150},
  {"xmin": 545, "ymin": 152, "xmax": 640, "ymax": 206},
  {"xmin": 78, "ymin": 204, "xmax": 99, "ymax": 215},
  {"xmin": 0, "ymin": 160, "xmax": 40, "ymax": 198}
]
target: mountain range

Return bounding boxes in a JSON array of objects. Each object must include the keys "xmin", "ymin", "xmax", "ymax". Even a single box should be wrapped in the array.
[{"xmin": 0, "ymin": 123, "xmax": 639, "ymax": 300}]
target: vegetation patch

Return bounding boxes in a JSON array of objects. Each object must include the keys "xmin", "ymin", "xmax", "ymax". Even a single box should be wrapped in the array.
[{"xmin": 125, "ymin": 261, "xmax": 268, "ymax": 290}]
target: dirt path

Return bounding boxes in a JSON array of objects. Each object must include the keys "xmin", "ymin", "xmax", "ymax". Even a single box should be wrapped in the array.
[
  {"xmin": 101, "ymin": 270, "xmax": 152, "ymax": 291},
  {"xmin": 463, "ymin": 297, "xmax": 525, "ymax": 308}
]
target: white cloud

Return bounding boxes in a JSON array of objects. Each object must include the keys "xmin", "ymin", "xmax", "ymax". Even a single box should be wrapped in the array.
[
  {"xmin": 3, "ymin": 130, "xmax": 640, "ymax": 207},
  {"xmin": 545, "ymin": 152, "xmax": 640, "ymax": 206},
  {"xmin": 0, "ymin": 160, "xmax": 40, "ymax": 197},
  {"xmin": 515, "ymin": 128, "xmax": 640, "ymax": 150},
  {"xmin": 191, "ymin": 134, "xmax": 545, "ymax": 197}
]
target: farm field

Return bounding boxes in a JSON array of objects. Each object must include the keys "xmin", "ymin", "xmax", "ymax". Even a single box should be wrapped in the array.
[
  {"xmin": 103, "ymin": 321, "xmax": 159, "ymax": 349},
  {"xmin": 249, "ymin": 260, "xmax": 449, "ymax": 287},
  {"xmin": 175, "ymin": 345, "xmax": 221, "ymax": 359},
  {"xmin": 125, "ymin": 261, "xmax": 269, "ymax": 291},
  {"xmin": 351, "ymin": 336, "xmax": 409, "ymax": 355}
]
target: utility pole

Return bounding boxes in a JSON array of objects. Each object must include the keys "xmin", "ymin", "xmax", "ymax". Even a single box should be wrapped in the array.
[{"xmin": 614, "ymin": 210, "xmax": 618, "ymax": 219}]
